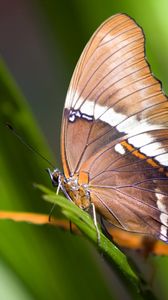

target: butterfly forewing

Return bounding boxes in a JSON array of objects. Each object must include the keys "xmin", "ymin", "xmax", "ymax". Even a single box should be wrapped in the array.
[{"xmin": 61, "ymin": 13, "xmax": 168, "ymax": 242}]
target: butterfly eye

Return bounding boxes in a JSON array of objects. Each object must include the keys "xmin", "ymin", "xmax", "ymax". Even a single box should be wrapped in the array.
[
  {"xmin": 46, "ymin": 168, "xmax": 60, "ymax": 187},
  {"xmin": 52, "ymin": 175, "xmax": 59, "ymax": 186}
]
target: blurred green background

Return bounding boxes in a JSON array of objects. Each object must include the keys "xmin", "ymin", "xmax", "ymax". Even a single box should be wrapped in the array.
[{"xmin": 1, "ymin": 0, "xmax": 168, "ymax": 299}]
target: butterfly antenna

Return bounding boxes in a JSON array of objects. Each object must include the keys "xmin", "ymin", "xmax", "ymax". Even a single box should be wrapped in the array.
[{"xmin": 6, "ymin": 123, "xmax": 55, "ymax": 168}]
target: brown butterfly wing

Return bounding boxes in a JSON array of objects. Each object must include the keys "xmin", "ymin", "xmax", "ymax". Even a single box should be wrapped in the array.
[
  {"xmin": 61, "ymin": 13, "xmax": 168, "ymax": 242},
  {"xmin": 86, "ymin": 137, "xmax": 168, "ymax": 241}
]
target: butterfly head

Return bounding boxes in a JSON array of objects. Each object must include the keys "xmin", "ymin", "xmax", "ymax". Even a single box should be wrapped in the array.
[
  {"xmin": 47, "ymin": 168, "xmax": 91, "ymax": 209},
  {"xmin": 46, "ymin": 168, "xmax": 63, "ymax": 187}
]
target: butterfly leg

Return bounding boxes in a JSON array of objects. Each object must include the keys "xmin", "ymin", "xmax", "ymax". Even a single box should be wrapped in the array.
[
  {"xmin": 91, "ymin": 203, "xmax": 100, "ymax": 245},
  {"xmin": 46, "ymin": 168, "xmax": 57, "ymax": 220},
  {"xmin": 48, "ymin": 204, "xmax": 56, "ymax": 222},
  {"xmin": 48, "ymin": 170, "xmax": 63, "ymax": 220}
]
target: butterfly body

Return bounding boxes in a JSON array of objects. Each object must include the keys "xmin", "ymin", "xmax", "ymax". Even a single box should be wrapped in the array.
[
  {"xmin": 52, "ymin": 170, "xmax": 91, "ymax": 209},
  {"xmin": 53, "ymin": 13, "xmax": 168, "ymax": 243}
]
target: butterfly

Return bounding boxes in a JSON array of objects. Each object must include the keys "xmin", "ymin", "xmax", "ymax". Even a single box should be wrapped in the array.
[{"xmin": 49, "ymin": 13, "xmax": 168, "ymax": 243}]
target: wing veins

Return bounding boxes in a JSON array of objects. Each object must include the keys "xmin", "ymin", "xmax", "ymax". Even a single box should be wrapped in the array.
[
  {"xmin": 92, "ymin": 189, "xmax": 168, "ymax": 239},
  {"xmin": 76, "ymin": 48, "xmax": 144, "ymax": 111},
  {"xmin": 91, "ymin": 191, "xmax": 127, "ymax": 229},
  {"xmin": 73, "ymin": 15, "xmax": 132, "ymax": 94},
  {"xmin": 72, "ymin": 34, "xmax": 142, "ymax": 109},
  {"xmin": 94, "ymin": 186, "xmax": 168, "ymax": 220}
]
